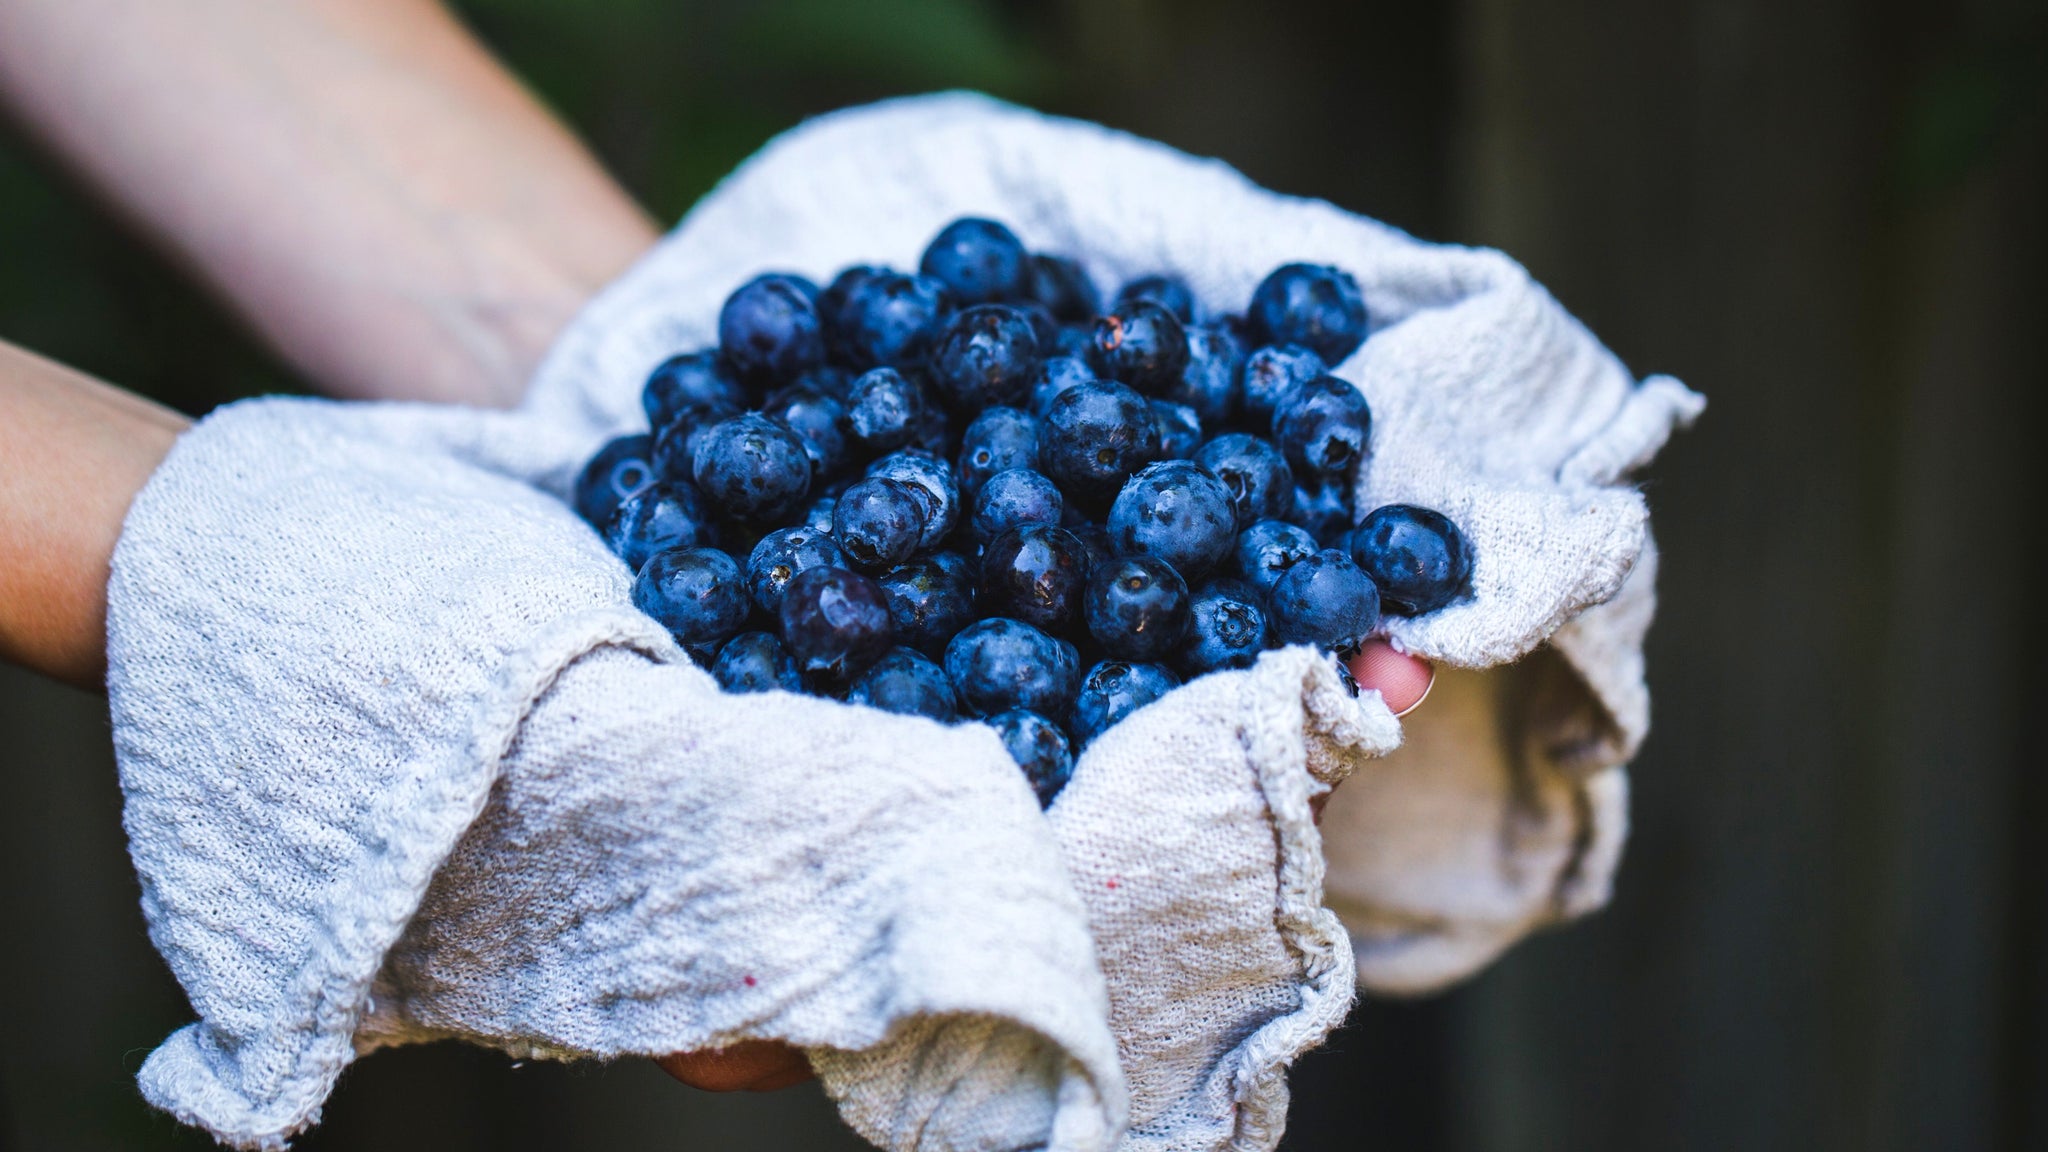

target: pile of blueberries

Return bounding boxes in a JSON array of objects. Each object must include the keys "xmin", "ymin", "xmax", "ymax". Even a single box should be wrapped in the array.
[{"xmin": 574, "ymin": 217, "xmax": 1472, "ymax": 806}]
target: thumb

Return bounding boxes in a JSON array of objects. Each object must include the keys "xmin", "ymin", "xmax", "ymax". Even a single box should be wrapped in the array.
[{"xmin": 1348, "ymin": 638, "xmax": 1434, "ymax": 717}]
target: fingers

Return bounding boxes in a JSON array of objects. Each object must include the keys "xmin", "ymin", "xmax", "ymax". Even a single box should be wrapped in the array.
[
  {"xmin": 655, "ymin": 1040, "xmax": 815, "ymax": 1092},
  {"xmin": 1348, "ymin": 639, "xmax": 1434, "ymax": 717}
]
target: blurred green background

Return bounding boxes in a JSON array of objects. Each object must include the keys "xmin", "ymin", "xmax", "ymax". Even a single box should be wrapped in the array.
[{"xmin": 1, "ymin": 0, "xmax": 2044, "ymax": 1149}]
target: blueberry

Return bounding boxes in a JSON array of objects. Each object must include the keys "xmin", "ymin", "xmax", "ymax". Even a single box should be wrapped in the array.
[
  {"xmin": 643, "ymin": 351, "xmax": 744, "ymax": 434},
  {"xmin": 1289, "ymin": 478, "xmax": 1356, "ymax": 546},
  {"xmin": 1030, "ymin": 355, "xmax": 1097, "ymax": 418},
  {"xmin": 928, "ymin": 304, "xmax": 1043, "ymax": 413},
  {"xmin": 1178, "ymin": 579, "xmax": 1269, "ymax": 675},
  {"xmin": 1241, "ymin": 344, "xmax": 1325, "ymax": 424},
  {"xmin": 1106, "ymin": 460, "xmax": 1238, "ymax": 579},
  {"xmin": 1347, "ymin": 504, "xmax": 1475, "ymax": 616},
  {"xmin": 988, "ymin": 709, "xmax": 1075, "ymax": 807},
  {"xmin": 833, "ymin": 477, "xmax": 929, "ymax": 571},
  {"xmin": 980, "ymin": 524, "xmax": 1091, "ymax": 633},
  {"xmin": 718, "ymin": 273, "xmax": 824, "ymax": 386},
  {"xmin": 712, "ymin": 630, "xmax": 802, "ymax": 694},
  {"xmin": 1247, "ymin": 263, "xmax": 1369, "ymax": 365},
  {"xmin": 1169, "ymin": 323, "xmax": 1243, "ymax": 424},
  {"xmin": 1039, "ymin": 380, "xmax": 1162, "ymax": 509},
  {"xmin": 957, "ymin": 406, "xmax": 1041, "ymax": 499},
  {"xmin": 1026, "ymin": 254, "xmax": 1101, "ymax": 323},
  {"xmin": 691, "ymin": 412, "xmax": 813, "ymax": 523},
  {"xmin": 1272, "ymin": 374, "xmax": 1372, "ymax": 480},
  {"xmin": 1115, "ymin": 274, "xmax": 1197, "ymax": 324},
  {"xmin": 793, "ymin": 364, "xmax": 855, "ymax": 400},
  {"xmin": 875, "ymin": 554, "xmax": 978, "ymax": 658},
  {"xmin": 1064, "ymin": 519, "xmax": 1118, "ymax": 575},
  {"xmin": 651, "ymin": 400, "xmax": 741, "ymax": 487},
  {"xmin": 778, "ymin": 565, "xmax": 896, "ymax": 684},
  {"xmin": 1070, "ymin": 661, "xmax": 1180, "ymax": 746},
  {"xmin": 763, "ymin": 382, "xmax": 849, "ymax": 479},
  {"xmin": 1195, "ymin": 433, "xmax": 1294, "ymax": 528},
  {"xmin": 866, "ymin": 449, "xmax": 959, "ymax": 550},
  {"xmin": 1084, "ymin": 554, "xmax": 1191, "ymax": 662},
  {"xmin": 1268, "ymin": 549, "xmax": 1380, "ymax": 655},
  {"xmin": 632, "ymin": 546, "xmax": 749, "ymax": 658},
  {"xmin": 574, "ymin": 433, "xmax": 656, "ymax": 529},
  {"xmin": 972, "ymin": 468, "xmax": 1064, "ymax": 544},
  {"xmin": 604, "ymin": 482, "xmax": 715, "ymax": 572},
  {"xmin": 819, "ymin": 264, "xmax": 887, "ymax": 354},
  {"xmin": 909, "ymin": 398, "xmax": 956, "ymax": 458},
  {"xmin": 1052, "ymin": 325, "xmax": 1096, "ymax": 360},
  {"xmin": 944, "ymin": 617, "xmax": 1081, "ymax": 718},
  {"xmin": 835, "ymin": 271, "xmax": 953, "ymax": 369},
  {"xmin": 920, "ymin": 217, "xmax": 1029, "ymax": 305},
  {"xmin": 802, "ymin": 494, "xmax": 838, "ymax": 534},
  {"xmin": 1017, "ymin": 302, "xmax": 1061, "ymax": 354},
  {"xmin": 1091, "ymin": 299, "xmax": 1189, "ymax": 396},
  {"xmin": 1234, "ymin": 519, "xmax": 1319, "ymax": 594},
  {"xmin": 843, "ymin": 367, "xmax": 925, "ymax": 457},
  {"xmin": 745, "ymin": 525, "xmax": 850, "ymax": 616},
  {"xmin": 847, "ymin": 647, "xmax": 959, "ymax": 722},
  {"xmin": 1150, "ymin": 400, "xmax": 1204, "ymax": 461}
]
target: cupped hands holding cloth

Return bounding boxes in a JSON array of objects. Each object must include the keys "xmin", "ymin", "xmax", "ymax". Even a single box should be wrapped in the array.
[{"xmin": 0, "ymin": 4, "xmax": 1698, "ymax": 1151}]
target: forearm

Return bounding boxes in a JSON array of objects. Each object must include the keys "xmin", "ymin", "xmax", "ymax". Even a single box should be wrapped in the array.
[
  {"xmin": 0, "ymin": 342, "xmax": 187, "ymax": 687},
  {"xmin": 0, "ymin": 0, "xmax": 658, "ymax": 407}
]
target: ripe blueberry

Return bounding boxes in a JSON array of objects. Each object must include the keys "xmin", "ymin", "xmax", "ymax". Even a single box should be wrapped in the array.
[
  {"xmin": 575, "ymin": 433, "xmax": 656, "ymax": 529},
  {"xmin": 1025, "ymin": 254, "xmax": 1100, "ymax": 323},
  {"xmin": 712, "ymin": 631, "xmax": 803, "ymax": 694},
  {"xmin": 1177, "ymin": 579, "xmax": 1269, "ymax": 676},
  {"xmin": 833, "ymin": 477, "xmax": 929, "ymax": 571},
  {"xmin": 1107, "ymin": 460, "xmax": 1238, "ymax": 579},
  {"xmin": 847, "ymin": 647, "xmax": 959, "ymax": 722},
  {"xmin": 1240, "ymin": 344, "xmax": 1324, "ymax": 424},
  {"xmin": 1347, "ymin": 504, "xmax": 1475, "ymax": 616},
  {"xmin": 1234, "ymin": 519, "xmax": 1319, "ymax": 595},
  {"xmin": 691, "ymin": 412, "xmax": 813, "ymax": 523},
  {"xmin": 643, "ymin": 351, "xmax": 743, "ymax": 434},
  {"xmin": 1084, "ymin": 554, "xmax": 1191, "ymax": 662},
  {"xmin": 605, "ymin": 482, "xmax": 715, "ymax": 573},
  {"xmin": 866, "ymin": 449, "xmax": 959, "ymax": 550},
  {"xmin": 835, "ymin": 272, "xmax": 953, "ymax": 369},
  {"xmin": 929, "ymin": 304, "xmax": 1043, "ymax": 413},
  {"xmin": 921, "ymin": 217, "xmax": 1029, "ymax": 305},
  {"xmin": 957, "ymin": 406, "xmax": 1041, "ymax": 499},
  {"xmin": 980, "ymin": 524, "xmax": 1091, "ymax": 634},
  {"xmin": 1247, "ymin": 263, "xmax": 1369, "ymax": 366},
  {"xmin": 1114, "ymin": 274, "xmax": 1197, "ymax": 325},
  {"xmin": 875, "ymin": 554, "xmax": 978, "ymax": 658},
  {"xmin": 1091, "ymin": 299, "xmax": 1189, "ymax": 396},
  {"xmin": 1272, "ymin": 374, "xmax": 1372, "ymax": 480},
  {"xmin": 1070, "ymin": 661, "xmax": 1180, "ymax": 747},
  {"xmin": 972, "ymin": 468, "xmax": 1064, "ymax": 544},
  {"xmin": 1195, "ymin": 433, "xmax": 1294, "ymax": 528},
  {"xmin": 1268, "ymin": 549, "xmax": 1381, "ymax": 655},
  {"xmin": 844, "ymin": 366, "xmax": 926, "ymax": 457},
  {"xmin": 778, "ymin": 565, "xmax": 896, "ymax": 685},
  {"xmin": 1039, "ymin": 380, "xmax": 1161, "ymax": 509},
  {"xmin": 1150, "ymin": 400, "xmax": 1204, "ymax": 461},
  {"xmin": 718, "ymin": 273, "xmax": 824, "ymax": 386},
  {"xmin": 945, "ymin": 617, "xmax": 1082, "ymax": 718},
  {"xmin": 632, "ymin": 546, "xmax": 750, "ymax": 659},
  {"xmin": 1170, "ymin": 323, "xmax": 1243, "ymax": 424},
  {"xmin": 988, "ymin": 709, "xmax": 1074, "ymax": 807},
  {"xmin": 746, "ymin": 525, "xmax": 850, "ymax": 617}
]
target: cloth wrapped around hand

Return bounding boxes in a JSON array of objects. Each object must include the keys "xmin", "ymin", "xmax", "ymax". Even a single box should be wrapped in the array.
[{"xmin": 108, "ymin": 94, "xmax": 1699, "ymax": 1151}]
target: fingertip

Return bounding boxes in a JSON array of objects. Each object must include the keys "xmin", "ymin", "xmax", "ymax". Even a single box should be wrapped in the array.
[{"xmin": 1348, "ymin": 639, "xmax": 1434, "ymax": 716}]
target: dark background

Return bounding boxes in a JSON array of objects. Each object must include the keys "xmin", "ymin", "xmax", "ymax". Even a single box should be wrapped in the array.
[{"xmin": 3, "ymin": 0, "xmax": 2045, "ymax": 1148}]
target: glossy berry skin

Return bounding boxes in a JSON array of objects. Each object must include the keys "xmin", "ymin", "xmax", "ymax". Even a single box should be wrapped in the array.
[
  {"xmin": 1084, "ymin": 555, "xmax": 1191, "ymax": 662},
  {"xmin": 575, "ymin": 433, "xmax": 656, "ymax": 529},
  {"xmin": 818, "ymin": 264, "xmax": 886, "ymax": 351},
  {"xmin": 1289, "ymin": 479, "xmax": 1355, "ymax": 546},
  {"xmin": 604, "ymin": 482, "xmax": 714, "ymax": 573},
  {"xmin": 1039, "ymin": 380, "xmax": 1162, "ymax": 509},
  {"xmin": 1030, "ymin": 355, "xmax": 1097, "ymax": 418},
  {"xmin": 1107, "ymin": 460, "xmax": 1239, "ymax": 579},
  {"xmin": 643, "ymin": 351, "xmax": 744, "ymax": 434},
  {"xmin": 651, "ymin": 401, "xmax": 741, "ymax": 487},
  {"xmin": 1195, "ymin": 433, "xmax": 1294, "ymax": 528},
  {"xmin": 847, "ymin": 647, "xmax": 960, "ymax": 722},
  {"xmin": 836, "ymin": 272, "xmax": 953, "ymax": 369},
  {"xmin": 1115, "ymin": 274, "xmax": 1197, "ymax": 325},
  {"xmin": 845, "ymin": 367, "xmax": 925, "ymax": 456},
  {"xmin": 802, "ymin": 495, "xmax": 837, "ymax": 534},
  {"xmin": 833, "ymin": 478, "xmax": 929, "ymax": 571},
  {"xmin": 1267, "ymin": 549, "xmax": 1381, "ymax": 655},
  {"xmin": 1273, "ymin": 374, "xmax": 1372, "ymax": 480},
  {"xmin": 712, "ymin": 630, "xmax": 803, "ymax": 694},
  {"xmin": 988, "ymin": 709, "xmax": 1074, "ymax": 808},
  {"xmin": 778, "ymin": 565, "xmax": 896, "ymax": 684},
  {"xmin": 1070, "ymin": 661, "xmax": 1180, "ymax": 747},
  {"xmin": 1150, "ymin": 400, "xmax": 1203, "ymax": 461},
  {"xmin": 763, "ymin": 382, "xmax": 849, "ymax": 479},
  {"xmin": 745, "ymin": 526, "xmax": 849, "ymax": 617},
  {"xmin": 691, "ymin": 413, "xmax": 813, "ymax": 523},
  {"xmin": 1347, "ymin": 504, "xmax": 1475, "ymax": 616},
  {"xmin": 1247, "ymin": 263, "xmax": 1370, "ymax": 366},
  {"xmin": 972, "ymin": 468, "xmax": 1064, "ymax": 544},
  {"xmin": 1170, "ymin": 323, "xmax": 1243, "ymax": 424},
  {"xmin": 928, "ymin": 305, "xmax": 1043, "ymax": 413},
  {"xmin": 1178, "ymin": 580, "xmax": 1269, "ymax": 675},
  {"xmin": 866, "ymin": 449, "xmax": 959, "ymax": 550},
  {"xmin": 875, "ymin": 555, "xmax": 978, "ymax": 658},
  {"xmin": 957, "ymin": 406, "xmax": 1041, "ymax": 499},
  {"xmin": 718, "ymin": 273, "xmax": 824, "ymax": 386},
  {"xmin": 1091, "ymin": 299, "xmax": 1189, "ymax": 396},
  {"xmin": 1026, "ymin": 254, "xmax": 1100, "ymax": 323},
  {"xmin": 920, "ymin": 217, "xmax": 1029, "ymax": 305},
  {"xmin": 1234, "ymin": 519, "xmax": 1319, "ymax": 595},
  {"xmin": 980, "ymin": 524, "xmax": 1091, "ymax": 633},
  {"xmin": 1065, "ymin": 519, "xmax": 1117, "ymax": 576},
  {"xmin": 632, "ymin": 546, "xmax": 750, "ymax": 659},
  {"xmin": 944, "ymin": 617, "xmax": 1081, "ymax": 718},
  {"xmin": 1240, "ymin": 344, "xmax": 1325, "ymax": 424}
]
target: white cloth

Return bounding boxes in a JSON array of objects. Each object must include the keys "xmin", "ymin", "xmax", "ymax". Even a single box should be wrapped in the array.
[{"xmin": 106, "ymin": 93, "xmax": 1698, "ymax": 1152}]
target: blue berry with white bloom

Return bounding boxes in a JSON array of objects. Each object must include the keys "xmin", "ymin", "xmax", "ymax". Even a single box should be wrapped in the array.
[
  {"xmin": 691, "ymin": 412, "xmax": 812, "ymax": 524},
  {"xmin": 713, "ymin": 631, "xmax": 802, "ymax": 694},
  {"xmin": 746, "ymin": 525, "xmax": 849, "ymax": 617},
  {"xmin": 1272, "ymin": 374, "xmax": 1372, "ymax": 480},
  {"xmin": 1070, "ymin": 661, "xmax": 1181, "ymax": 746},
  {"xmin": 1091, "ymin": 299, "xmax": 1188, "ymax": 396},
  {"xmin": 643, "ymin": 351, "xmax": 744, "ymax": 434},
  {"xmin": 1115, "ymin": 274, "xmax": 1196, "ymax": 324},
  {"xmin": 847, "ymin": 647, "xmax": 959, "ymax": 722},
  {"xmin": 875, "ymin": 554, "xmax": 978, "ymax": 658},
  {"xmin": 989, "ymin": 709, "xmax": 1075, "ymax": 807},
  {"xmin": 945, "ymin": 617, "xmax": 1081, "ymax": 718},
  {"xmin": 1247, "ymin": 263, "xmax": 1369, "ymax": 366},
  {"xmin": 1030, "ymin": 355, "xmax": 1097, "ymax": 418},
  {"xmin": 1240, "ymin": 344, "xmax": 1324, "ymax": 424},
  {"xmin": 972, "ymin": 468, "xmax": 1064, "ymax": 544},
  {"xmin": 835, "ymin": 271, "xmax": 953, "ymax": 369},
  {"xmin": 957, "ymin": 406, "xmax": 1041, "ymax": 499},
  {"xmin": 1195, "ymin": 433, "xmax": 1293, "ymax": 528},
  {"xmin": 1170, "ymin": 323, "xmax": 1243, "ymax": 424},
  {"xmin": 1026, "ymin": 254, "xmax": 1100, "ymax": 323},
  {"xmin": 1178, "ymin": 579, "xmax": 1269, "ymax": 675},
  {"xmin": 929, "ymin": 304, "xmax": 1043, "ymax": 413},
  {"xmin": 718, "ymin": 273, "xmax": 824, "ymax": 386},
  {"xmin": 1267, "ymin": 549, "xmax": 1380, "ymax": 655},
  {"xmin": 833, "ymin": 477, "xmax": 929, "ymax": 571},
  {"xmin": 1084, "ymin": 554, "xmax": 1191, "ymax": 662},
  {"xmin": 1107, "ymin": 460, "xmax": 1238, "ymax": 579},
  {"xmin": 866, "ymin": 449, "xmax": 959, "ymax": 550},
  {"xmin": 605, "ymin": 482, "xmax": 715, "ymax": 573},
  {"xmin": 575, "ymin": 433, "xmax": 656, "ymax": 529},
  {"xmin": 1039, "ymin": 380, "xmax": 1161, "ymax": 508},
  {"xmin": 921, "ymin": 217, "xmax": 1029, "ymax": 305},
  {"xmin": 845, "ymin": 367, "xmax": 925, "ymax": 456},
  {"xmin": 1150, "ymin": 400, "xmax": 1203, "ymax": 461},
  {"xmin": 1347, "ymin": 504, "xmax": 1475, "ymax": 616},
  {"xmin": 1234, "ymin": 520, "xmax": 1319, "ymax": 594},
  {"xmin": 632, "ymin": 546, "xmax": 750, "ymax": 659},
  {"xmin": 778, "ymin": 565, "xmax": 896, "ymax": 685}
]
